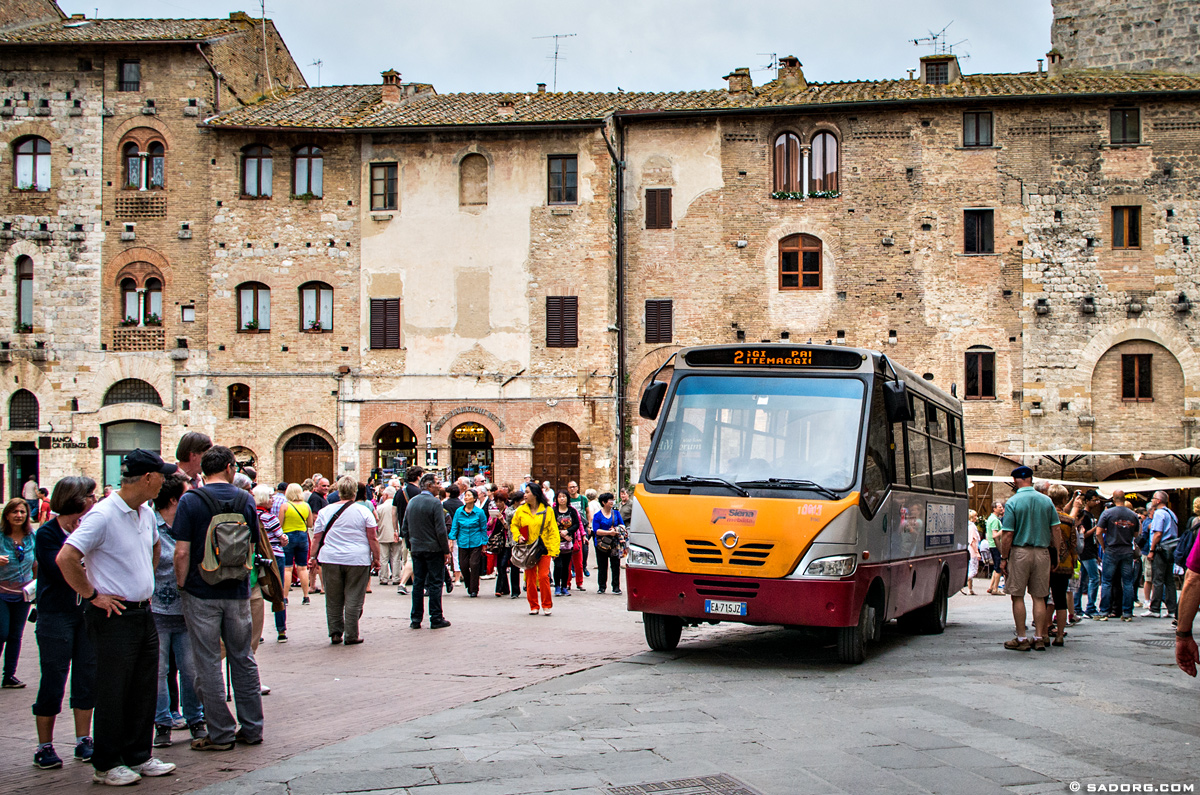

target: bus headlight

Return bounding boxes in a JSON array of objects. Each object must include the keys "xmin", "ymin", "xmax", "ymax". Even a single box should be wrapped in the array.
[
  {"xmin": 628, "ymin": 544, "xmax": 657, "ymax": 567},
  {"xmin": 804, "ymin": 554, "xmax": 857, "ymax": 578}
]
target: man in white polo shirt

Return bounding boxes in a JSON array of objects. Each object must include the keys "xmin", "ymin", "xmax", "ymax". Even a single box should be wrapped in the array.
[{"xmin": 57, "ymin": 450, "xmax": 179, "ymax": 787}]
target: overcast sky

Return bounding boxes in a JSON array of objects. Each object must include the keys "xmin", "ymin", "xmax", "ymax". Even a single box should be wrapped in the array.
[{"xmin": 63, "ymin": 0, "xmax": 1054, "ymax": 93}]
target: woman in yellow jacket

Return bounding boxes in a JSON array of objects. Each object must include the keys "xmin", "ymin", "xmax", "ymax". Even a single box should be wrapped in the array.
[{"xmin": 510, "ymin": 486, "xmax": 560, "ymax": 615}]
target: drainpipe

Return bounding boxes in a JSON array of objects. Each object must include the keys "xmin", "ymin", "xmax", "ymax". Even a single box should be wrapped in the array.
[
  {"xmin": 600, "ymin": 117, "xmax": 626, "ymax": 488},
  {"xmin": 195, "ymin": 43, "xmax": 223, "ymax": 113}
]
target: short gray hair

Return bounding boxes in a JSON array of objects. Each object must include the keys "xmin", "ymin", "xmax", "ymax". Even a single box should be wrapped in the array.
[
  {"xmin": 252, "ymin": 483, "xmax": 274, "ymax": 508},
  {"xmin": 419, "ymin": 473, "xmax": 438, "ymax": 490},
  {"xmin": 335, "ymin": 475, "xmax": 357, "ymax": 501},
  {"xmin": 233, "ymin": 472, "xmax": 253, "ymax": 492}
]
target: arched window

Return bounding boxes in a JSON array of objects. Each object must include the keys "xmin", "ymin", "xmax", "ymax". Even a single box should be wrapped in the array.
[
  {"xmin": 103, "ymin": 379, "xmax": 162, "ymax": 406},
  {"xmin": 237, "ymin": 282, "xmax": 270, "ymax": 331},
  {"xmin": 779, "ymin": 234, "xmax": 822, "ymax": 290},
  {"xmin": 299, "ymin": 281, "xmax": 333, "ymax": 331},
  {"xmin": 121, "ymin": 277, "xmax": 139, "ymax": 324},
  {"xmin": 459, "ymin": 153, "xmax": 488, "ymax": 206},
  {"xmin": 148, "ymin": 142, "xmax": 165, "ymax": 189},
  {"xmin": 228, "ymin": 383, "xmax": 250, "ymax": 419},
  {"xmin": 16, "ymin": 255, "xmax": 33, "ymax": 329},
  {"xmin": 964, "ymin": 346, "xmax": 996, "ymax": 400},
  {"xmin": 292, "ymin": 145, "xmax": 322, "ymax": 197},
  {"xmin": 9, "ymin": 389, "xmax": 38, "ymax": 430},
  {"xmin": 123, "ymin": 142, "xmax": 141, "ymax": 188},
  {"xmin": 773, "ymin": 132, "xmax": 801, "ymax": 193},
  {"xmin": 811, "ymin": 131, "xmax": 839, "ymax": 193},
  {"xmin": 144, "ymin": 278, "xmax": 162, "ymax": 324},
  {"xmin": 241, "ymin": 145, "xmax": 272, "ymax": 198},
  {"xmin": 14, "ymin": 136, "xmax": 51, "ymax": 191}
]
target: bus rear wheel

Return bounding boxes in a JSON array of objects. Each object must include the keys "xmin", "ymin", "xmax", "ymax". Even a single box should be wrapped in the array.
[
  {"xmin": 837, "ymin": 600, "xmax": 873, "ymax": 664},
  {"xmin": 643, "ymin": 613, "xmax": 683, "ymax": 651}
]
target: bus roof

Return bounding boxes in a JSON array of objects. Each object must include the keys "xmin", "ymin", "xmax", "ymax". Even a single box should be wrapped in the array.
[{"xmin": 666, "ymin": 344, "xmax": 963, "ymax": 415}]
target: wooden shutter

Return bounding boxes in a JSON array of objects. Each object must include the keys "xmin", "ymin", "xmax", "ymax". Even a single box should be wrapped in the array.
[
  {"xmin": 370, "ymin": 299, "xmax": 401, "ymax": 349},
  {"xmin": 646, "ymin": 299, "xmax": 672, "ymax": 343},
  {"xmin": 546, "ymin": 296, "xmax": 577, "ymax": 348},
  {"xmin": 646, "ymin": 188, "xmax": 671, "ymax": 229},
  {"xmin": 546, "ymin": 297, "xmax": 562, "ymax": 347}
]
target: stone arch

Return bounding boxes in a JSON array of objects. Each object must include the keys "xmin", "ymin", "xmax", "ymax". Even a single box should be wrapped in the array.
[
  {"xmin": 1077, "ymin": 321, "xmax": 1200, "ymax": 390},
  {"xmin": 276, "ymin": 424, "xmax": 336, "ymax": 460},
  {"xmin": 0, "ymin": 120, "xmax": 61, "ymax": 147},
  {"xmin": 1094, "ymin": 459, "xmax": 1180, "ymax": 481},
  {"xmin": 513, "ymin": 412, "xmax": 586, "ymax": 447},
  {"xmin": 452, "ymin": 144, "xmax": 493, "ymax": 168},
  {"xmin": 109, "ymin": 116, "xmax": 174, "ymax": 149},
  {"xmin": 626, "ymin": 346, "xmax": 682, "ymax": 405},
  {"xmin": 88, "ymin": 357, "xmax": 173, "ymax": 413},
  {"xmin": 1090, "ymin": 339, "xmax": 1185, "ymax": 451},
  {"xmin": 433, "ymin": 410, "xmax": 501, "ymax": 446}
]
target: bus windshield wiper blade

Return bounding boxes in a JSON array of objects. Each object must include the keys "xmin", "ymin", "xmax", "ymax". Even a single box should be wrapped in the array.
[
  {"xmin": 736, "ymin": 478, "xmax": 840, "ymax": 500},
  {"xmin": 657, "ymin": 476, "xmax": 749, "ymax": 497}
]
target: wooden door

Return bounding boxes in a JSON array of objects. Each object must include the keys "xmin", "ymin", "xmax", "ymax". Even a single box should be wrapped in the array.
[
  {"xmin": 283, "ymin": 433, "xmax": 334, "ymax": 485},
  {"xmin": 531, "ymin": 423, "xmax": 580, "ymax": 491}
]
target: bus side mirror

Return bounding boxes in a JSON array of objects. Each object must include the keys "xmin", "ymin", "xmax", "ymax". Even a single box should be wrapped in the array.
[
  {"xmin": 639, "ymin": 381, "xmax": 668, "ymax": 420},
  {"xmin": 883, "ymin": 380, "xmax": 914, "ymax": 423}
]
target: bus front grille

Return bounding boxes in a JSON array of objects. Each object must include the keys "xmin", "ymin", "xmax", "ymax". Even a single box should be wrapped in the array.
[
  {"xmin": 693, "ymin": 579, "xmax": 760, "ymax": 599},
  {"xmin": 685, "ymin": 539, "xmax": 723, "ymax": 564},
  {"xmin": 729, "ymin": 542, "xmax": 773, "ymax": 567}
]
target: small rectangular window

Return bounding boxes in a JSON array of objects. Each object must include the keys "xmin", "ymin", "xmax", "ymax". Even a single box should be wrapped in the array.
[
  {"xmin": 1122, "ymin": 353, "xmax": 1152, "ymax": 401},
  {"xmin": 964, "ymin": 209, "xmax": 994, "ymax": 254},
  {"xmin": 118, "ymin": 60, "xmax": 140, "ymax": 92},
  {"xmin": 548, "ymin": 155, "xmax": 577, "ymax": 204},
  {"xmin": 369, "ymin": 298, "xmax": 401, "ymax": 349},
  {"xmin": 645, "ymin": 188, "xmax": 672, "ymax": 229},
  {"xmin": 925, "ymin": 61, "xmax": 948, "ymax": 85},
  {"xmin": 370, "ymin": 163, "xmax": 398, "ymax": 211},
  {"xmin": 964, "ymin": 350, "xmax": 996, "ymax": 399},
  {"xmin": 181, "ymin": 305, "xmax": 195, "ymax": 323},
  {"xmin": 645, "ymin": 299, "xmax": 673, "ymax": 344},
  {"xmin": 1111, "ymin": 108, "xmax": 1141, "ymax": 144},
  {"xmin": 545, "ymin": 296, "xmax": 578, "ymax": 348},
  {"xmin": 1112, "ymin": 206, "xmax": 1141, "ymax": 249},
  {"xmin": 963, "ymin": 111, "xmax": 993, "ymax": 147}
]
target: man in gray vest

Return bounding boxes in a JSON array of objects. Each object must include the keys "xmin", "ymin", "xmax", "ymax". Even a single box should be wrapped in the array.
[{"xmin": 401, "ymin": 473, "xmax": 452, "ymax": 629}]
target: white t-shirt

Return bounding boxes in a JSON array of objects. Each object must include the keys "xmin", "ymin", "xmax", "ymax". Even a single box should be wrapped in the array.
[
  {"xmin": 65, "ymin": 492, "xmax": 160, "ymax": 601},
  {"xmin": 315, "ymin": 500, "xmax": 377, "ymax": 566}
]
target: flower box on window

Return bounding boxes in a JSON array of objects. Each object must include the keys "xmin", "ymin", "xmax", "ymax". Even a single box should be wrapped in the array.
[
  {"xmin": 16, "ymin": 323, "xmax": 33, "ymax": 333},
  {"xmin": 120, "ymin": 316, "xmax": 139, "ymax": 327},
  {"xmin": 770, "ymin": 190, "xmax": 841, "ymax": 200},
  {"xmin": 144, "ymin": 314, "xmax": 162, "ymax": 327}
]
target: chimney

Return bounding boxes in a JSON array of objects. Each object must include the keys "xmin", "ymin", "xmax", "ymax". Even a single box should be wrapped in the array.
[
  {"xmin": 723, "ymin": 67, "xmax": 753, "ymax": 94},
  {"xmin": 1046, "ymin": 49, "xmax": 1065, "ymax": 78},
  {"xmin": 381, "ymin": 69, "xmax": 401, "ymax": 103},
  {"xmin": 777, "ymin": 56, "xmax": 807, "ymax": 90},
  {"xmin": 497, "ymin": 99, "xmax": 515, "ymax": 117},
  {"xmin": 537, "ymin": 83, "xmax": 547, "ymax": 93}
]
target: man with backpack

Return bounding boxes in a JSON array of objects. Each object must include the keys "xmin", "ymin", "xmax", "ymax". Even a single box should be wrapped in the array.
[
  {"xmin": 1145, "ymin": 490, "xmax": 1179, "ymax": 619},
  {"xmin": 171, "ymin": 446, "xmax": 264, "ymax": 751}
]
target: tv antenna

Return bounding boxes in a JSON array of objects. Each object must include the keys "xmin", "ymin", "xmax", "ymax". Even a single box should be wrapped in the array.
[
  {"xmin": 911, "ymin": 22, "xmax": 970, "ymax": 59},
  {"xmin": 310, "ymin": 58, "xmax": 324, "ymax": 87},
  {"xmin": 754, "ymin": 52, "xmax": 779, "ymax": 78},
  {"xmin": 534, "ymin": 33, "xmax": 576, "ymax": 91}
]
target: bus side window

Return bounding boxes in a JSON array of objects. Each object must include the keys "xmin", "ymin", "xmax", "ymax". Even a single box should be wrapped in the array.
[
  {"xmin": 862, "ymin": 385, "xmax": 891, "ymax": 512},
  {"xmin": 907, "ymin": 396, "xmax": 931, "ymax": 490},
  {"xmin": 930, "ymin": 407, "xmax": 953, "ymax": 492},
  {"xmin": 949, "ymin": 414, "xmax": 968, "ymax": 495},
  {"xmin": 892, "ymin": 421, "xmax": 909, "ymax": 487}
]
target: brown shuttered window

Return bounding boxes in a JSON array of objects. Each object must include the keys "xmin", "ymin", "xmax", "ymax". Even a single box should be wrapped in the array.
[
  {"xmin": 546, "ymin": 296, "xmax": 578, "ymax": 348},
  {"xmin": 1122, "ymin": 353, "xmax": 1152, "ymax": 401},
  {"xmin": 645, "ymin": 188, "xmax": 672, "ymax": 229},
  {"xmin": 370, "ymin": 298, "xmax": 401, "ymax": 349},
  {"xmin": 645, "ymin": 299, "xmax": 673, "ymax": 343}
]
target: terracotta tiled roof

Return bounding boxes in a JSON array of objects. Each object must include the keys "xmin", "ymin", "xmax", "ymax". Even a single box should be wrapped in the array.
[
  {"xmin": 205, "ymin": 71, "xmax": 1200, "ymax": 130},
  {"xmin": 0, "ymin": 17, "xmax": 247, "ymax": 44}
]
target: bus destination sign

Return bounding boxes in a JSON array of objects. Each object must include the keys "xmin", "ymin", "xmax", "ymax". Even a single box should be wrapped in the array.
[{"xmin": 684, "ymin": 346, "xmax": 864, "ymax": 369}]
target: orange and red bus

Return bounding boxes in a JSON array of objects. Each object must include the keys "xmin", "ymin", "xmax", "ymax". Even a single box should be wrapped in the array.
[{"xmin": 625, "ymin": 344, "xmax": 969, "ymax": 662}]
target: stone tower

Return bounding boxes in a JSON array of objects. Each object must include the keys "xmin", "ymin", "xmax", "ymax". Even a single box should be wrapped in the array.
[{"xmin": 1051, "ymin": 0, "xmax": 1200, "ymax": 74}]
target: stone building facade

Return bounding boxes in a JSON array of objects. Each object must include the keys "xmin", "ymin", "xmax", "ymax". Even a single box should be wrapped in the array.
[{"xmin": 1052, "ymin": 0, "xmax": 1200, "ymax": 75}]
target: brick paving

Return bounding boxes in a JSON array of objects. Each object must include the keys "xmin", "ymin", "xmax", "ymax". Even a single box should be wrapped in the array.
[{"xmin": 0, "ymin": 576, "xmax": 646, "ymax": 794}]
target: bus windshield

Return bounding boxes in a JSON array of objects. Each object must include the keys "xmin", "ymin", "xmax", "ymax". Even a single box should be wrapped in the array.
[{"xmin": 645, "ymin": 375, "xmax": 866, "ymax": 492}]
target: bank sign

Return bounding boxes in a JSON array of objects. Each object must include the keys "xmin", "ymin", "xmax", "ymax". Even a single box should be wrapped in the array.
[{"xmin": 38, "ymin": 436, "xmax": 99, "ymax": 450}]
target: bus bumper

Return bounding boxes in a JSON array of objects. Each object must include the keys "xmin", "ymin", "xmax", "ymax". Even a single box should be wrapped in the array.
[{"xmin": 626, "ymin": 566, "xmax": 876, "ymax": 629}]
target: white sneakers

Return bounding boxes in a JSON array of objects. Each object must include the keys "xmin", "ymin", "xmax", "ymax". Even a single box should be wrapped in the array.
[
  {"xmin": 543, "ymin": 609, "xmax": 552, "ymax": 616},
  {"xmin": 1139, "ymin": 609, "xmax": 1162, "ymax": 618},
  {"xmin": 529, "ymin": 608, "xmax": 539, "ymax": 615},
  {"xmin": 93, "ymin": 760, "xmax": 178, "ymax": 787},
  {"xmin": 133, "ymin": 758, "xmax": 176, "ymax": 777}
]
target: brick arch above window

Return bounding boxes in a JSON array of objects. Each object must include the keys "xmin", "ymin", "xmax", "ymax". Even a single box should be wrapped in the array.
[
  {"xmin": 114, "ymin": 261, "xmax": 164, "ymax": 289},
  {"xmin": 109, "ymin": 116, "xmax": 173, "ymax": 148},
  {"xmin": 0, "ymin": 120, "xmax": 60, "ymax": 147},
  {"xmin": 117, "ymin": 127, "xmax": 167, "ymax": 152},
  {"xmin": 108, "ymin": 246, "xmax": 170, "ymax": 274}
]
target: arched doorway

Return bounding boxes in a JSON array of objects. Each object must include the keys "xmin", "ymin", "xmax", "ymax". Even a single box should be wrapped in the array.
[
  {"xmin": 532, "ymin": 422, "xmax": 581, "ymax": 491},
  {"xmin": 450, "ymin": 422, "xmax": 492, "ymax": 481},
  {"xmin": 375, "ymin": 422, "xmax": 417, "ymax": 477},
  {"xmin": 103, "ymin": 420, "xmax": 161, "ymax": 489},
  {"xmin": 282, "ymin": 432, "xmax": 333, "ymax": 485}
]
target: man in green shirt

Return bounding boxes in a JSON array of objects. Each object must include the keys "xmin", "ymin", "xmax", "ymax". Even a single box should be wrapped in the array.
[
  {"xmin": 985, "ymin": 501, "xmax": 1004, "ymax": 594},
  {"xmin": 998, "ymin": 466, "xmax": 1059, "ymax": 651}
]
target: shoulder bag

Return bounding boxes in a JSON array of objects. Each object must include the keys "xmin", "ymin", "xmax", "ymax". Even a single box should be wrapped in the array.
[{"xmin": 509, "ymin": 510, "xmax": 547, "ymax": 570}]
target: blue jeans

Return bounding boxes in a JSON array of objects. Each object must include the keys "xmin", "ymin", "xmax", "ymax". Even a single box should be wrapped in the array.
[
  {"xmin": 154, "ymin": 615, "xmax": 202, "ymax": 727},
  {"xmin": 0, "ymin": 598, "xmax": 31, "ymax": 678},
  {"xmin": 1099, "ymin": 551, "xmax": 1136, "ymax": 617},
  {"xmin": 1074, "ymin": 558, "xmax": 1100, "ymax": 616},
  {"xmin": 274, "ymin": 554, "xmax": 287, "ymax": 632}
]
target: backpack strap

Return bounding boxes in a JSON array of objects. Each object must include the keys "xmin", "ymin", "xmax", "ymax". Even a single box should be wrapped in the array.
[{"xmin": 193, "ymin": 487, "xmax": 249, "ymax": 520}]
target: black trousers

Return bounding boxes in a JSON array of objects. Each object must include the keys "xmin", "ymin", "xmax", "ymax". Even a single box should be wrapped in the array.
[
  {"xmin": 410, "ymin": 552, "xmax": 445, "ymax": 624},
  {"xmin": 553, "ymin": 552, "xmax": 572, "ymax": 590},
  {"xmin": 457, "ymin": 545, "xmax": 484, "ymax": 596},
  {"xmin": 85, "ymin": 605, "xmax": 158, "ymax": 772},
  {"xmin": 596, "ymin": 550, "xmax": 621, "ymax": 592},
  {"xmin": 494, "ymin": 547, "xmax": 523, "ymax": 595},
  {"xmin": 32, "ymin": 609, "xmax": 96, "ymax": 716}
]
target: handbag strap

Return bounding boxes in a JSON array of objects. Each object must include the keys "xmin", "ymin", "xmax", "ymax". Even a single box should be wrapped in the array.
[{"xmin": 322, "ymin": 501, "xmax": 355, "ymax": 536}]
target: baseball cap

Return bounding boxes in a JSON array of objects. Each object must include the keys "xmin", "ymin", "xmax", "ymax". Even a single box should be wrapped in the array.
[
  {"xmin": 277, "ymin": 482, "xmax": 288, "ymax": 491},
  {"xmin": 121, "ymin": 449, "xmax": 179, "ymax": 478},
  {"xmin": 1010, "ymin": 465, "xmax": 1034, "ymax": 480}
]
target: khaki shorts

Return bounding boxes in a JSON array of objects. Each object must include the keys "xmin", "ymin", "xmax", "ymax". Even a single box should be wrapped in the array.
[{"xmin": 1005, "ymin": 546, "xmax": 1050, "ymax": 599}]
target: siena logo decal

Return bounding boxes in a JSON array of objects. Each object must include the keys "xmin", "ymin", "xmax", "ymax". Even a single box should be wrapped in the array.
[{"xmin": 711, "ymin": 508, "xmax": 756, "ymax": 526}]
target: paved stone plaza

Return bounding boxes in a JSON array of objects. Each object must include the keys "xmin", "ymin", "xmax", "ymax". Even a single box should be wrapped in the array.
[{"xmin": 2, "ymin": 579, "xmax": 1194, "ymax": 795}]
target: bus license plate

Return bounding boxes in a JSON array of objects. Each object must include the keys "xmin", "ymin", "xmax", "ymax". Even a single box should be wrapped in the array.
[{"xmin": 704, "ymin": 599, "xmax": 747, "ymax": 617}]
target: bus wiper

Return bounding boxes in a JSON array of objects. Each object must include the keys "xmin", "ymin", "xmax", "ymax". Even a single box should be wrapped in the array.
[
  {"xmin": 657, "ymin": 475, "xmax": 749, "ymax": 497},
  {"xmin": 736, "ymin": 478, "xmax": 841, "ymax": 500}
]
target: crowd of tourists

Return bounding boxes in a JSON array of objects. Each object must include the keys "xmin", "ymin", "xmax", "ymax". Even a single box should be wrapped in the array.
[
  {"xmin": 0, "ymin": 436, "xmax": 634, "ymax": 785},
  {"xmin": 962, "ymin": 466, "xmax": 1200, "ymax": 667}
]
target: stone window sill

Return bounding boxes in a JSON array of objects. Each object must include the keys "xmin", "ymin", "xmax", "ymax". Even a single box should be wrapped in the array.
[
  {"xmin": 953, "ymin": 145, "xmax": 1001, "ymax": 151},
  {"xmin": 956, "ymin": 252, "xmax": 999, "ymax": 258},
  {"xmin": 239, "ymin": 195, "xmax": 272, "ymax": 201}
]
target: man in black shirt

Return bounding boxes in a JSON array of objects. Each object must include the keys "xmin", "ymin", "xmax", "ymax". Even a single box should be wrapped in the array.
[
  {"xmin": 307, "ymin": 477, "xmax": 330, "ymax": 515},
  {"xmin": 1096, "ymin": 489, "xmax": 1140, "ymax": 621}
]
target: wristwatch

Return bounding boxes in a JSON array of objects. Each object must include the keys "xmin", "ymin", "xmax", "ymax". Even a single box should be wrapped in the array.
[{"xmin": 86, "ymin": 588, "xmax": 99, "ymax": 602}]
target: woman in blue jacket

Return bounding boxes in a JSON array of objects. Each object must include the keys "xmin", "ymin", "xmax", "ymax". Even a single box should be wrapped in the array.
[{"xmin": 450, "ymin": 489, "xmax": 489, "ymax": 597}]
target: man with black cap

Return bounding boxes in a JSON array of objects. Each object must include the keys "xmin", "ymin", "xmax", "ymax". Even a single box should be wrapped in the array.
[
  {"xmin": 56, "ymin": 449, "xmax": 179, "ymax": 786},
  {"xmin": 270, "ymin": 481, "xmax": 288, "ymax": 520},
  {"xmin": 997, "ymin": 465, "xmax": 1059, "ymax": 651}
]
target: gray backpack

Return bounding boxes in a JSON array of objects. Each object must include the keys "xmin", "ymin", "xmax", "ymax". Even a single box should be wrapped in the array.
[{"xmin": 194, "ymin": 489, "xmax": 253, "ymax": 586}]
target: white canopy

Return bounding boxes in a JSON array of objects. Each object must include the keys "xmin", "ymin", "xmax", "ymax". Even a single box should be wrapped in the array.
[{"xmin": 967, "ymin": 474, "xmax": 1200, "ymax": 499}]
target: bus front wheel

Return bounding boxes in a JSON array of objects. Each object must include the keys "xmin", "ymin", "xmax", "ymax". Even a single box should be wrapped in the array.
[
  {"xmin": 644, "ymin": 613, "xmax": 683, "ymax": 651},
  {"xmin": 837, "ymin": 600, "xmax": 874, "ymax": 664}
]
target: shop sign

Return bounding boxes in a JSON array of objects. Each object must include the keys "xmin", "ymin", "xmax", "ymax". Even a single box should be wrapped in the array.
[{"xmin": 38, "ymin": 435, "xmax": 99, "ymax": 450}]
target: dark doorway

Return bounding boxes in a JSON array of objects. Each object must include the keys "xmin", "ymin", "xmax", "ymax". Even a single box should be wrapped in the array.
[
  {"xmin": 532, "ymin": 422, "xmax": 581, "ymax": 492},
  {"xmin": 450, "ymin": 423, "xmax": 492, "ymax": 481},
  {"xmin": 9, "ymin": 442, "xmax": 38, "ymax": 501},
  {"xmin": 283, "ymin": 432, "xmax": 334, "ymax": 485}
]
